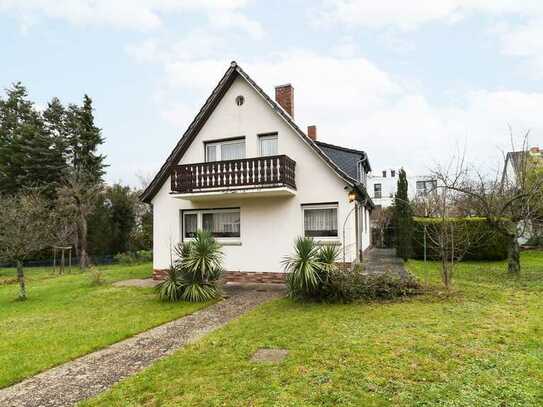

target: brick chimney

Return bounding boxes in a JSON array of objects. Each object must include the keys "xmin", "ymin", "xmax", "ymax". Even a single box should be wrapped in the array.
[
  {"xmin": 275, "ymin": 84, "xmax": 294, "ymax": 117},
  {"xmin": 307, "ymin": 125, "xmax": 317, "ymax": 141}
]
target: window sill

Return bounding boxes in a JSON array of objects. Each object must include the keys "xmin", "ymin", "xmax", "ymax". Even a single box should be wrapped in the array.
[
  {"xmin": 183, "ymin": 238, "xmax": 241, "ymax": 246},
  {"xmin": 314, "ymin": 239, "xmax": 341, "ymax": 246},
  {"xmin": 217, "ymin": 240, "xmax": 242, "ymax": 246}
]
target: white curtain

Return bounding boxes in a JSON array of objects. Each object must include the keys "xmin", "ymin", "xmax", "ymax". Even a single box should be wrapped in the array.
[
  {"xmin": 206, "ymin": 145, "xmax": 217, "ymax": 162},
  {"xmin": 304, "ymin": 208, "xmax": 338, "ymax": 237},
  {"xmin": 221, "ymin": 141, "xmax": 245, "ymax": 160},
  {"xmin": 260, "ymin": 136, "xmax": 278, "ymax": 156},
  {"xmin": 184, "ymin": 214, "xmax": 197, "ymax": 238},
  {"xmin": 203, "ymin": 211, "xmax": 240, "ymax": 237}
]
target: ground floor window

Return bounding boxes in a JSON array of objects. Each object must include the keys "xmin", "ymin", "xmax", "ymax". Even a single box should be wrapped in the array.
[
  {"xmin": 302, "ymin": 203, "xmax": 338, "ymax": 238},
  {"xmin": 182, "ymin": 208, "xmax": 240, "ymax": 240}
]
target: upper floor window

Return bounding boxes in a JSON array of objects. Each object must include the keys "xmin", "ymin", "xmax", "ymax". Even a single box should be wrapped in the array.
[
  {"xmin": 259, "ymin": 133, "xmax": 278, "ymax": 156},
  {"xmin": 391, "ymin": 170, "xmax": 396, "ymax": 177},
  {"xmin": 205, "ymin": 138, "xmax": 246, "ymax": 162},
  {"xmin": 382, "ymin": 170, "xmax": 387, "ymax": 178},
  {"xmin": 374, "ymin": 183, "xmax": 382, "ymax": 199}
]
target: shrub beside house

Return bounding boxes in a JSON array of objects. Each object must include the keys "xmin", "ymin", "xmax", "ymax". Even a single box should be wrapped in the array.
[{"xmin": 411, "ymin": 217, "xmax": 510, "ymax": 261}]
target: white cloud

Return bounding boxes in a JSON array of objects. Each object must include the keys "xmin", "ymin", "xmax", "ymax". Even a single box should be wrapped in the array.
[
  {"xmin": 317, "ymin": 0, "xmax": 543, "ymax": 30},
  {"xmin": 155, "ymin": 52, "xmax": 543, "ymax": 174},
  {"xmin": 316, "ymin": 1, "xmax": 543, "ymax": 86},
  {"xmin": 0, "ymin": 0, "xmax": 261, "ymax": 33},
  {"xmin": 126, "ymin": 29, "xmax": 231, "ymax": 64},
  {"xmin": 494, "ymin": 19, "xmax": 543, "ymax": 78}
]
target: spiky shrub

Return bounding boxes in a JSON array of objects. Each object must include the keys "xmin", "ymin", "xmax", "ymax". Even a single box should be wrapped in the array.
[
  {"xmin": 317, "ymin": 245, "xmax": 341, "ymax": 275},
  {"xmin": 283, "ymin": 238, "xmax": 340, "ymax": 301},
  {"xmin": 180, "ymin": 231, "xmax": 223, "ymax": 283},
  {"xmin": 159, "ymin": 231, "xmax": 224, "ymax": 303},
  {"xmin": 156, "ymin": 267, "xmax": 184, "ymax": 302}
]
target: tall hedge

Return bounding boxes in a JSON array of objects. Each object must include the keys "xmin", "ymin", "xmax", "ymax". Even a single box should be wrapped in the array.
[{"xmin": 411, "ymin": 217, "xmax": 510, "ymax": 261}]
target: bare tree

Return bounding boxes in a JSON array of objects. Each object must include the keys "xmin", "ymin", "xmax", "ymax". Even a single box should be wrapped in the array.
[
  {"xmin": 57, "ymin": 171, "xmax": 102, "ymax": 269},
  {"xmin": 420, "ymin": 202, "xmax": 487, "ymax": 289},
  {"xmin": 435, "ymin": 134, "xmax": 543, "ymax": 274},
  {"xmin": 0, "ymin": 192, "xmax": 56, "ymax": 300}
]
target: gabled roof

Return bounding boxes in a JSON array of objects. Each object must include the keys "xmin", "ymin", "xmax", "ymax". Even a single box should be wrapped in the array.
[
  {"xmin": 140, "ymin": 61, "xmax": 370, "ymax": 205},
  {"xmin": 504, "ymin": 151, "xmax": 525, "ymax": 177},
  {"xmin": 315, "ymin": 141, "xmax": 371, "ymax": 179},
  {"xmin": 501, "ymin": 149, "xmax": 542, "ymax": 187}
]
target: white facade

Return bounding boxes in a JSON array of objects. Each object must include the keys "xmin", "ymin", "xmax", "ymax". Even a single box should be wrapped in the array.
[
  {"xmin": 368, "ymin": 169, "xmax": 437, "ymax": 208},
  {"xmin": 148, "ymin": 72, "xmax": 372, "ymax": 274}
]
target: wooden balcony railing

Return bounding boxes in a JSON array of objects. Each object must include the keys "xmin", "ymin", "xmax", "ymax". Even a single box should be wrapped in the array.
[{"xmin": 171, "ymin": 155, "xmax": 296, "ymax": 193}]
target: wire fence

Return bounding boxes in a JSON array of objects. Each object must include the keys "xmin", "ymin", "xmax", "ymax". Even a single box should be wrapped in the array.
[{"xmin": 0, "ymin": 255, "xmax": 116, "ymax": 269}]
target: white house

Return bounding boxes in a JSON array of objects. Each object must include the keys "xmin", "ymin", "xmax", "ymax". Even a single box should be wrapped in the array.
[
  {"xmin": 141, "ymin": 62, "xmax": 374, "ymax": 283},
  {"xmin": 368, "ymin": 169, "xmax": 437, "ymax": 208},
  {"xmin": 501, "ymin": 147, "xmax": 542, "ymax": 245}
]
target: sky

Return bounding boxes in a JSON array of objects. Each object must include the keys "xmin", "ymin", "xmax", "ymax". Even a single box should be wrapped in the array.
[{"xmin": 1, "ymin": 0, "xmax": 543, "ymax": 186}]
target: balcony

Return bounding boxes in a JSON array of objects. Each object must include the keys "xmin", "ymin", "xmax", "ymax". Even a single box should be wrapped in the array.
[{"xmin": 171, "ymin": 155, "xmax": 296, "ymax": 200}]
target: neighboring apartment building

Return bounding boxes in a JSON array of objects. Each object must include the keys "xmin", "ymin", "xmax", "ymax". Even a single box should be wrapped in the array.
[
  {"xmin": 368, "ymin": 169, "xmax": 437, "ymax": 208},
  {"xmin": 141, "ymin": 62, "xmax": 374, "ymax": 283}
]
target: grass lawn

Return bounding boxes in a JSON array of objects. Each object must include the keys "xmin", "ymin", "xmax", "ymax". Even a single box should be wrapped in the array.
[
  {"xmin": 84, "ymin": 251, "xmax": 543, "ymax": 406},
  {"xmin": 0, "ymin": 263, "xmax": 210, "ymax": 389}
]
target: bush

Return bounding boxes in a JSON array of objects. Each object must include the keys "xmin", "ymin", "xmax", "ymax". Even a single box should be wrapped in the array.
[
  {"xmin": 324, "ymin": 266, "xmax": 420, "ymax": 303},
  {"xmin": 114, "ymin": 250, "xmax": 153, "ymax": 265},
  {"xmin": 411, "ymin": 217, "xmax": 510, "ymax": 261},
  {"xmin": 157, "ymin": 231, "xmax": 223, "ymax": 303},
  {"xmin": 283, "ymin": 237, "xmax": 419, "ymax": 303}
]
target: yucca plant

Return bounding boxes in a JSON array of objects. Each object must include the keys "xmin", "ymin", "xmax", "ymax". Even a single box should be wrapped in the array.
[
  {"xmin": 317, "ymin": 245, "xmax": 340, "ymax": 275},
  {"xmin": 156, "ymin": 267, "xmax": 184, "ymax": 302},
  {"xmin": 179, "ymin": 281, "xmax": 219, "ymax": 302},
  {"xmin": 283, "ymin": 238, "xmax": 341, "ymax": 301},
  {"xmin": 159, "ymin": 230, "xmax": 224, "ymax": 303},
  {"xmin": 181, "ymin": 230, "xmax": 223, "ymax": 283},
  {"xmin": 282, "ymin": 237, "xmax": 322, "ymax": 299}
]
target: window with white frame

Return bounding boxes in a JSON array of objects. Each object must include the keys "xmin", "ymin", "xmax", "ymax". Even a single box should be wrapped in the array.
[
  {"xmin": 182, "ymin": 209, "xmax": 240, "ymax": 240},
  {"xmin": 373, "ymin": 183, "xmax": 382, "ymax": 199},
  {"xmin": 302, "ymin": 204, "xmax": 338, "ymax": 238},
  {"xmin": 259, "ymin": 133, "xmax": 278, "ymax": 156},
  {"xmin": 205, "ymin": 138, "xmax": 246, "ymax": 162}
]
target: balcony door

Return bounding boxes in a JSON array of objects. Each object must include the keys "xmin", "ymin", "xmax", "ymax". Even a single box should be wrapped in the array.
[{"xmin": 206, "ymin": 138, "xmax": 246, "ymax": 162}]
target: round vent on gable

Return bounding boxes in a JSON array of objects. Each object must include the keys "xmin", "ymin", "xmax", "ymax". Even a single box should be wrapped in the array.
[{"xmin": 235, "ymin": 95, "xmax": 245, "ymax": 106}]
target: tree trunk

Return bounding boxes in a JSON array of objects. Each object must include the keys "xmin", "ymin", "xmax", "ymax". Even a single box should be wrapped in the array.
[
  {"xmin": 16, "ymin": 260, "xmax": 27, "ymax": 301},
  {"xmin": 73, "ymin": 227, "xmax": 80, "ymax": 257},
  {"xmin": 507, "ymin": 234, "xmax": 521, "ymax": 274},
  {"xmin": 79, "ymin": 214, "xmax": 89, "ymax": 270},
  {"xmin": 60, "ymin": 249, "xmax": 65, "ymax": 274}
]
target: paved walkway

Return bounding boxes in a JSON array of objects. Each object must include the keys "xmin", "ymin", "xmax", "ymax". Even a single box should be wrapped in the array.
[
  {"xmin": 0, "ymin": 284, "xmax": 285, "ymax": 407},
  {"xmin": 362, "ymin": 248, "xmax": 412, "ymax": 279}
]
